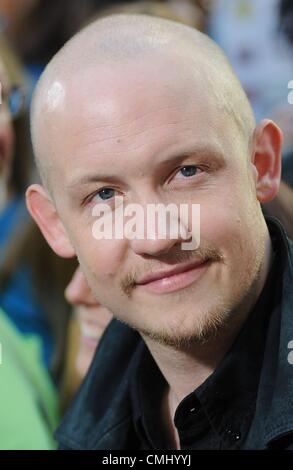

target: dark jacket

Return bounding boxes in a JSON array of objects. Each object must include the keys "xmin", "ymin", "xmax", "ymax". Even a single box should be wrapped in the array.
[{"xmin": 56, "ymin": 218, "xmax": 293, "ymax": 450}]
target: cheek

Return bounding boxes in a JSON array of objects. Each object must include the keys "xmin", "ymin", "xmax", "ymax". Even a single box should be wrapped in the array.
[
  {"xmin": 199, "ymin": 184, "xmax": 258, "ymax": 257},
  {"xmin": 75, "ymin": 232, "xmax": 128, "ymax": 283}
]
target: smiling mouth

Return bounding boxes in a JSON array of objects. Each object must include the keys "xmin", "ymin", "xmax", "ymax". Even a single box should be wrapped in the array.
[{"xmin": 136, "ymin": 259, "xmax": 211, "ymax": 294}]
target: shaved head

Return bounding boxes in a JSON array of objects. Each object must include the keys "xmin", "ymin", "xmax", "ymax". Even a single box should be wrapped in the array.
[
  {"xmin": 27, "ymin": 13, "xmax": 282, "ymax": 352},
  {"xmin": 31, "ymin": 13, "xmax": 255, "ymax": 191}
]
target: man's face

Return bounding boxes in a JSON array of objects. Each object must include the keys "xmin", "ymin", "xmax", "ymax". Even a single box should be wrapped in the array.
[{"xmin": 36, "ymin": 57, "xmax": 266, "ymax": 346}]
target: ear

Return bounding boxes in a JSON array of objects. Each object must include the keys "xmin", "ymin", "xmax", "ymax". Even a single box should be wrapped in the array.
[
  {"xmin": 26, "ymin": 184, "xmax": 75, "ymax": 258},
  {"xmin": 251, "ymin": 119, "xmax": 283, "ymax": 203}
]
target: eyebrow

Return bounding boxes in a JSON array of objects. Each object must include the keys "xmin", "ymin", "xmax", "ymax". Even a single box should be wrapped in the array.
[
  {"xmin": 67, "ymin": 143, "xmax": 225, "ymax": 190},
  {"xmin": 67, "ymin": 173, "xmax": 123, "ymax": 190},
  {"xmin": 159, "ymin": 144, "xmax": 225, "ymax": 167}
]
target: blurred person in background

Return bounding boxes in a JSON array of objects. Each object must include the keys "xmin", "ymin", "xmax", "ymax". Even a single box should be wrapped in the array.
[
  {"xmin": 209, "ymin": 0, "xmax": 293, "ymax": 122},
  {"xmin": 209, "ymin": 0, "xmax": 293, "ymax": 185},
  {"xmin": 0, "ymin": 33, "xmax": 51, "ymax": 365},
  {"xmin": 62, "ymin": 267, "xmax": 113, "ymax": 404},
  {"xmin": 0, "ymin": 33, "xmax": 76, "ymax": 381},
  {"xmin": 0, "ymin": 36, "xmax": 58, "ymax": 450},
  {"xmin": 208, "ymin": 0, "xmax": 293, "ymax": 240}
]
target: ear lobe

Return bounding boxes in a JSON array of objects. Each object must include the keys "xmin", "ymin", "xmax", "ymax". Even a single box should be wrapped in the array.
[
  {"xmin": 252, "ymin": 119, "xmax": 283, "ymax": 203},
  {"xmin": 26, "ymin": 184, "xmax": 75, "ymax": 258}
]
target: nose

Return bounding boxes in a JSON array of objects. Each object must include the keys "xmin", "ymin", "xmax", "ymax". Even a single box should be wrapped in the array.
[
  {"xmin": 124, "ymin": 190, "xmax": 191, "ymax": 257},
  {"xmin": 65, "ymin": 266, "xmax": 98, "ymax": 307},
  {"xmin": 130, "ymin": 236, "xmax": 182, "ymax": 256},
  {"xmin": 128, "ymin": 213, "xmax": 188, "ymax": 256}
]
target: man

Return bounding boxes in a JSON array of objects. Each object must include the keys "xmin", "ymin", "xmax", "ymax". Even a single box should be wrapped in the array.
[{"xmin": 26, "ymin": 14, "xmax": 293, "ymax": 449}]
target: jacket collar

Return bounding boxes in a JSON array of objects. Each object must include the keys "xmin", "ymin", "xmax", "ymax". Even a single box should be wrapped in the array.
[{"xmin": 246, "ymin": 217, "xmax": 293, "ymax": 448}]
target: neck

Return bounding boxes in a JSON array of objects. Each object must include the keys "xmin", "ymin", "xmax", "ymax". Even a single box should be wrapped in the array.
[{"xmin": 143, "ymin": 310, "xmax": 249, "ymax": 408}]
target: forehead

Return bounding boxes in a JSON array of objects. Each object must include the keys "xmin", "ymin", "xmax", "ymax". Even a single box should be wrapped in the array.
[
  {"xmin": 40, "ymin": 56, "xmax": 238, "ymax": 188},
  {"xmin": 65, "ymin": 56, "xmax": 205, "ymax": 121}
]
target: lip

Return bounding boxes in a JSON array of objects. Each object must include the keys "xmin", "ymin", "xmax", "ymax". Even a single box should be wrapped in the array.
[{"xmin": 136, "ymin": 259, "xmax": 210, "ymax": 294}]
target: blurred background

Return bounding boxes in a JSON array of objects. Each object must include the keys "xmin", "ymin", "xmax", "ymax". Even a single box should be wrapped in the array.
[{"xmin": 0, "ymin": 0, "xmax": 292, "ymax": 450}]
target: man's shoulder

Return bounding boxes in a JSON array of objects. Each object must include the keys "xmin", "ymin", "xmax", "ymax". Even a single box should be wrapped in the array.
[
  {"xmin": 247, "ymin": 217, "xmax": 293, "ymax": 449},
  {"xmin": 55, "ymin": 319, "xmax": 142, "ymax": 450}
]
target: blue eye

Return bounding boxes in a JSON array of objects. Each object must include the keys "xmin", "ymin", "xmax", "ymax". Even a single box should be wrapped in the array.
[
  {"xmin": 179, "ymin": 166, "xmax": 198, "ymax": 177},
  {"xmin": 96, "ymin": 188, "xmax": 115, "ymax": 200}
]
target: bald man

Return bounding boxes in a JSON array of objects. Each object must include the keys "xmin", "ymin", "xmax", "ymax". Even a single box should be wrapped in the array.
[{"xmin": 26, "ymin": 14, "xmax": 293, "ymax": 450}]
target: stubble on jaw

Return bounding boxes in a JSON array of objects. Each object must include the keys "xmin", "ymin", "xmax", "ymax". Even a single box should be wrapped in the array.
[
  {"xmin": 139, "ymin": 259, "xmax": 263, "ymax": 350},
  {"xmin": 117, "ymin": 234, "xmax": 266, "ymax": 350}
]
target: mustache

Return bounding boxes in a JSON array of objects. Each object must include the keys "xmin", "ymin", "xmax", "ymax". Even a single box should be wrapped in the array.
[{"xmin": 120, "ymin": 244, "xmax": 224, "ymax": 297}]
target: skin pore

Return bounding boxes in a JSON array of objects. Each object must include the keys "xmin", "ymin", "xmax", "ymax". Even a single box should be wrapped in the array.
[{"xmin": 26, "ymin": 15, "xmax": 282, "ymax": 448}]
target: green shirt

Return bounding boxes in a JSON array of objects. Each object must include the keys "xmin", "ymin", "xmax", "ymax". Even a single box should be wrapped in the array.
[{"xmin": 0, "ymin": 309, "xmax": 59, "ymax": 449}]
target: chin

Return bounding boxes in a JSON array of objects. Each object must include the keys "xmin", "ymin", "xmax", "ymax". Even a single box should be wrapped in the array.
[{"xmin": 137, "ymin": 304, "xmax": 233, "ymax": 349}]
